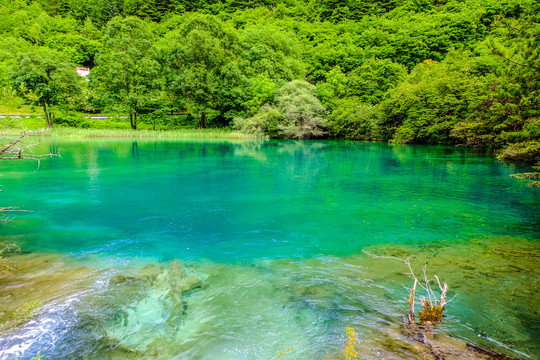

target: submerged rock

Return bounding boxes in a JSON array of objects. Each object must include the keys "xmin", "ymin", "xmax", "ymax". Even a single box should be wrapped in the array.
[
  {"xmin": 94, "ymin": 336, "xmax": 142, "ymax": 360},
  {"xmin": 100, "ymin": 260, "xmax": 203, "ymax": 357},
  {"xmin": 154, "ymin": 260, "xmax": 202, "ymax": 294}
]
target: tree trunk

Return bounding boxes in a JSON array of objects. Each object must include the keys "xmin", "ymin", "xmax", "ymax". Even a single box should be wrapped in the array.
[
  {"xmin": 130, "ymin": 113, "xmax": 137, "ymax": 130},
  {"xmin": 42, "ymin": 99, "xmax": 51, "ymax": 128},
  {"xmin": 200, "ymin": 111, "xmax": 207, "ymax": 129}
]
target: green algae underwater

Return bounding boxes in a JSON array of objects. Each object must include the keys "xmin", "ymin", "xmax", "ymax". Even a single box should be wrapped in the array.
[{"xmin": 0, "ymin": 139, "xmax": 539, "ymax": 359}]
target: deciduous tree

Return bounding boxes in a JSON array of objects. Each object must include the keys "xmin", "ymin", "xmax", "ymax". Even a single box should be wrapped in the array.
[
  {"xmin": 10, "ymin": 48, "xmax": 82, "ymax": 127},
  {"xmin": 93, "ymin": 16, "xmax": 160, "ymax": 129}
]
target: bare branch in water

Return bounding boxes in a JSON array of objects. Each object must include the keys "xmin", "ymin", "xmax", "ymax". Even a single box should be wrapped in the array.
[
  {"xmin": 1, "ymin": 129, "xmax": 60, "ymax": 166},
  {"xmin": 1, "ymin": 130, "xmax": 56, "ymax": 221},
  {"xmin": 362, "ymin": 248, "xmax": 456, "ymax": 325}
]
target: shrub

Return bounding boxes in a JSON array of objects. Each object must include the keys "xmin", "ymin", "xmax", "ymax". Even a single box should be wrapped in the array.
[
  {"xmin": 328, "ymin": 99, "xmax": 381, "ymax": 140},
  {"xmin": 54, "ymin": 112, "xmax": 90, "ymax": 128},
  {"xmin": 234, "ymin": 80, "xmax": 327, "ymax": 139}
]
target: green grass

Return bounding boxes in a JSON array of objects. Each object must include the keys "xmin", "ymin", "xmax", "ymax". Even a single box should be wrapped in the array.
[
  {"xmin": 48, "ymin": 127, "xmax": 255, "ymax": 139},
  {"xmin": 0, "ymin": 115, "xmax": 46, "ymax": 130},
  {"xmin": 1, "ymin": 115, "xmax": 259, "ymax": 139},
  {"xmin": 0, "ymin": 126, "xmax": 257, "ymax": 140},
  {"xmin": 0, "ymin": 104, "xmax": 41, "ymax": 115}
]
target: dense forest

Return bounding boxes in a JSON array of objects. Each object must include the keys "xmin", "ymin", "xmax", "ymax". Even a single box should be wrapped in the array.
[{"xmin": 0, "ymin": 0, "xmax": 538, "ymax": 166}]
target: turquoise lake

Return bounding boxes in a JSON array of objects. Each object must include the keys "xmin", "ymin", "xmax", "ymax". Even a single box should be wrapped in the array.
[{"xmin": 0, "ymin": 139, "xmax": 538, "ymax": 359}]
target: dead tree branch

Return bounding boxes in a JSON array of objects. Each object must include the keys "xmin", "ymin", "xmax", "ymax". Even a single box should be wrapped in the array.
[
  {"xmin": 362, "ymin": 249, "xmax": 457, "ymax": 325},
  {"xmin": 1, "ymin": 129, "xmax": 56, "ymax": 222},
  {"xmin": 0, "ymin": 129, "xmax": 60, "ymax": 167}
]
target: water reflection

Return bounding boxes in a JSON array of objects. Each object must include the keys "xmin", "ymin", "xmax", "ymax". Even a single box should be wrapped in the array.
[{"xmin": 131, "ymin": 141, "xmax": 139, "ymax": 157}]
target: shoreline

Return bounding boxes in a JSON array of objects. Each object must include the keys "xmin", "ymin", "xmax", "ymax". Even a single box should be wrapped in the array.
[{"xmin": 0, "ymin": 127, "xmax": 259, "ymax": 140}]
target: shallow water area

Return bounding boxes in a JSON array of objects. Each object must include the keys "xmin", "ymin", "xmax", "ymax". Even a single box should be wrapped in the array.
[{"xmin": 0, "ymin": 139, "xmax": 538, "ymax": 359}]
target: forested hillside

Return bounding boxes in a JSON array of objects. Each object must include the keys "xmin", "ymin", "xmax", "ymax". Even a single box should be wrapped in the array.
[{"xmin": 0, "ymin": 0, "xmax": 538, "ymax": 165}]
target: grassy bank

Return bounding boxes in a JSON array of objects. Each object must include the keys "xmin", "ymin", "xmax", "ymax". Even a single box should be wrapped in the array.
[
  {"xmin": 1, "ymin": 127, "xmax": 257, "ymax": 139},
  {"xmin": 0, "ymin": 114, "xmax": 259, "ymax": 139},
  {"xmin": 56, "ymin": 127, "xmax": 255, "ymax": 139}
]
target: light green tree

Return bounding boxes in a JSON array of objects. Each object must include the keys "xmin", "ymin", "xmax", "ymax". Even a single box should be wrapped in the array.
[{"xmin": 235, "ymin": 80, "xmax": 327, "ymax": 139}]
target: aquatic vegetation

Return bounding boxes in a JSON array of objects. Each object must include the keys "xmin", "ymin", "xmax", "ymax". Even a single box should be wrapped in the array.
[
  {"xmin": 510, "ymin": 171, "xmax": 540, "ymax": 188},
  {"xmin": 344, "ymin": 327, "xmax": 358, "ymax": 360},
  {"xmin": 12, "ymin": 300, "xmax": 43, "ymax": 327},
  {"xmin": 0, "ymin": 242, "xmax": 20, "ymax": 271},
  {"xmin": 274, "ymin": 345, "xmax": 294, "ymax": 359},
  {"xmin": 417, "ymin": 299, "xmax": 444, "ymax": 324},
  {"xmin": 0, "ymin": 238, "xmax": 536, "ymax": 359},
  {"xmin": 0, "ymin": 253, "xmax": 93, "ymax": 328},
  {"xmin": 360, "ymin": 237, "xmax": 539, "ymax": 358}
]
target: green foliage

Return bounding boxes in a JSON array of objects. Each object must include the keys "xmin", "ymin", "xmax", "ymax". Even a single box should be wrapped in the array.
[
  {"xmin": 328, "ymin": 99, "xmax": 380, "ymax": 140},
  {"xmin": 239, "ymin": 24, "xmax": 305, "ymax": 81},
  {"xmin": 441, "ymin": 1, "xmax": 540, "ymax": 166},
  {"xmin": 46, "ymin": 33, "xmax": 101, "ymax": 66},
  {"xmin": 498, "ymin": 141, "xmax": 540, "ymax": 165},
  {"xmin": 164, "ymin": 13, "xmax": 245, "ymax": 127},
  {"xmin": 346, "ymin": 58, "xmax": 407, "ymax": 104},
  {"xmin": 233, "ymin": 105, "xmax": 280, "ymax": 138},
  {"xmin": 274, "ymin": 80, "xmax": 327, "ymax": 139},
  {"xmin": 380, "ymin": 52, "xmax": 485, "ymax": 144},
  {"xmin": 93, "ymin": 16, "xmax": 160, "ymax": 129},
  {"xmin": 244, "ymin": 71, "xmax": 277, "ymax": 115},
  {"xmin": 54, "ymin": 111, "xmax": 90, "ymax": 127},
  {"xmin": 10, "ymin": 47, "xmax": 82, "ymax": 127},
  {"xmin": 0, "ymin": 115, "xmax": 24, "ymax": 129}
]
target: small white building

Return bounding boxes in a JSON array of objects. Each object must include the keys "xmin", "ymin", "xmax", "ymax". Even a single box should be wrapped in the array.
[{"xmin": 76, "ymin": 67, "xmax": 90, "ymax": 77}]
